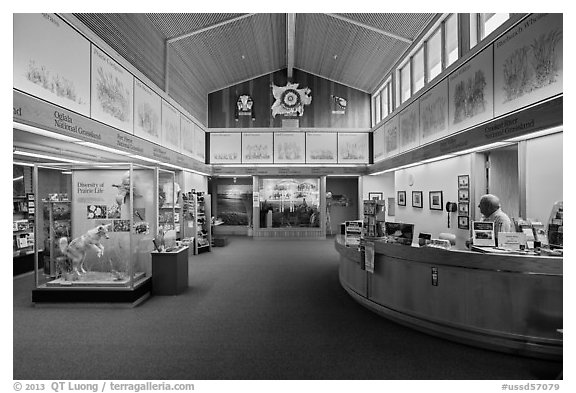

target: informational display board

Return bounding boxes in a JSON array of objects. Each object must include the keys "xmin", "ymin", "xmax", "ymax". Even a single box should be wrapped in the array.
[
  {"xmin": 471, "ymin": 221, "xmax": 496, "ymax": 247},
  {"xmin": 493, "ymin": 13, "xmax": 563, "ymax": 117},
  {"xmin": 306, "ymin": 132, "xmax": 337, "ymax": 163},
  {"xmin": 338, "ymin": 133, "xmax": 369, "ymax": 164},
  {"xmin": 419, "ymin": 78, "xmax": 449, "ymax": 145},
  {"xmin": 134, "ymin": 78, "xmax": 162, "ymax": 145},
  {"xmin": 373, "ymin": 126, "xmax": 386, "ymax": 163},
  {"xmin": 194, "ymin": 124, "xmax": 206, "ymax": 162},
  {"xmin": 345, "ymin": 220, "xmax": 363, "ymax": 247},
  {"xmin": 161, "ymin": 100, "xmax": 181, "ymax": 153},
  {"xmin": 14, "ymin": 13, "xmax": 91, "ymax": 117},
  {"xmin": 210, "ymin": 133, "xmax": 242, "ymax": 164},
  {"xmin": 91, "ymin": 45, "xmax": 134, "ymax": 134},
  {"xmin": 274, "ymin": 132, "xmax": 305, "ymax": 164},
  {"xmin": 242, "ymin": 133, "xmax": 273, "ymax": 164},
  {"xmin": 448, "ymin": 47, "xmax": 494, "ymax": 134},
  {"xmin": 180, "ymin": 115, "xmax": 195, "ymax": 158},
  {"xmin": 399, "ymin": 103, "xmax": 420, "ymax": 153},
  {"xmin": 383, "ymin": 115, "xmax": 400, "ymax": 157}
]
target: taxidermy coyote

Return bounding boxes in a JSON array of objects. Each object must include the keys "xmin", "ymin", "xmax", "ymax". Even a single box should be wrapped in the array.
[{"xmin": 60, "ymin": 224, "xmax": 111, "ymax": 276}]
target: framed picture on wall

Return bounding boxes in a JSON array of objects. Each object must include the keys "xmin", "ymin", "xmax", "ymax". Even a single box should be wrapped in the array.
[
  {"xmin": 458, "ymin": 216, "xmax": 469, "ymax": 230},
  {"xmin": 458, "ymin": 175, "xmax": 469, "ymax": 188},
  {"xmin": 397, "ymin": 191, "xmax": 406, "ymax": 206},
  {"xmin": 458, "ymin": 203, "xmax": 469, "ymax": 215},
  {"xmin": 429, "ymin": 191, "xmax": 443, "ymax": 211},
  {"xmin": 412, "ymin": 191, "xmax": 423, "ymax": 208},
  {"xmin": 368, "ymin": 192, "xmax": 383, "ymax": 201},
  {"xmin": 458, "ymin": 189, "xmax": 470, "ymax": 203}
]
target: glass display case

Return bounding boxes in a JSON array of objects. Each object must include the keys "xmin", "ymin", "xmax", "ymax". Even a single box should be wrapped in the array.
[
  {"xmin": 182, "ymin": 191, "xmax": 212, "ymax": 254},
  {"xmin": 157, "ymin": 168, "xmax": 180, "ymax": 235},
  {"xmin": 258, "ymin": 178, "xmax": 321, "ymax": 228},
  {"xmin": 32, "ymin": 163, "xmax": 156, "ymax": 304}
]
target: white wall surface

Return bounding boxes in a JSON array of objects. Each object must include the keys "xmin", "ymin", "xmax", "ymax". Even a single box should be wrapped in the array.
[
  {"xmin": 361, "ymin": 172, "xmax": 395, "ymax": 221},
  {"xmin": 182, "ymin": 171, "xmax": 208, "ymax": 193},
  {"xmin": 525, "ymin": 132, "xmax": 563, "ymax": 223}
]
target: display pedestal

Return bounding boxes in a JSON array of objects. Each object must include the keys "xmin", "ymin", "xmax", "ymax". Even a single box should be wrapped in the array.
[{"xmin": 151, "ymin": 246, "xmax": 189, "ymax": 295}]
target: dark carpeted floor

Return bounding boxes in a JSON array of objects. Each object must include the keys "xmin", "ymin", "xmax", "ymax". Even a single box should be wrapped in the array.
[{"xmin": 13, "ymin": 237, "xmax": 562, "ymax": 380}]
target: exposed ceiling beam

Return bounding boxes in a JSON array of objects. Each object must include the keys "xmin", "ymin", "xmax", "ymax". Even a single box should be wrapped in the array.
[
  {"xmin": 286, "ymin": 13, "xmax": 296, "ymax": 79},
  {"xmin": 325, "ymin": 13, "xmax": 413, "ymax": 44},
  {"xmin": 167, "ymin": 14, "xmax": 256, "ymax": 43}
]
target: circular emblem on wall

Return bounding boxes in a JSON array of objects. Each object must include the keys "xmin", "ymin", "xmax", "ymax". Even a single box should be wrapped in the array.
[{"xmin": 280, "ymin": 89, "xmax": 301, "ymax": 109}]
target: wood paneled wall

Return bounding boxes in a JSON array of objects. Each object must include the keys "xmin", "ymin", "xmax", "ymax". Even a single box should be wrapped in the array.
[{"xmin": 208, "ymin": 69, "xmax": 370, "ymax": 129}]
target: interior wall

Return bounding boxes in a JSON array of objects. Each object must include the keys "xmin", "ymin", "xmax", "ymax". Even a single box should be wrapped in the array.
[
  {"xmin": 395, "ymin": 155, "xmax": 472, "ymax": 249},
  {"xmin": 326, "ymin": 177, "xmax": 358, "ymax": 235},
  {"xmin": 361, "ymin": 172, "xmax": 395, "ymax": 222},
  {"xmin": 489, "ymin": 147, "xmax": 520, "ymax": 219},
  {"xmin": 181, "ymin": 172, "xmax": 207, "ymax": 194},
  {"xmin": 525, "ymin": 132, "xmax": 563, "ymax": 223}
]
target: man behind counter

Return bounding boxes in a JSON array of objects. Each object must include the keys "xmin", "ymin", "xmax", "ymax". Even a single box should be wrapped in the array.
[{"xmin": 467, "ymin": 194, "xmax": 512, "ymax": 248}]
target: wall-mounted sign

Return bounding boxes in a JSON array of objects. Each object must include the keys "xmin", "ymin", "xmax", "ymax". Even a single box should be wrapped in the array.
[
  {"xmin": 161, "ymin": 100, "xmax": 181, "ymax": 153},
  {"xmin": 193, "ymin": 124, "xmax": 206, "ymax": 162},
  {"xmin": 338, "ymin": 133, "xmax": 369, "ymax": 164},
  {"xmin": 383, "ymin": 115, "xmax": 400, "ymax": 157},
  {"xmin": 242, "ymin": 133, "xmax": 273, "ymax": 164},
  {"xmin": 494, "ymin": 13, "xmax": 563, "ymax": 118},
  {"xmin": 373, "ymin": 126, "xmax": 386, "ymax": 163},
  {"xmin": 236, "ymin": 95, "xmax": 255, "ymax": 120},
  {"xmin": 14, "ymin": 13, "xmax": 91, "ymax": 117},
  {"xmin": 91, "ymin": 45, "xmax": 134, "ymax": 134},
  {"xmin": 331, "ymin": 95, "xmax": 347, "ymax": 115},
  {"xmin": 210, "ymin": 133, "xmax": 242, "ymax": 164},
  {"xmin": 274, "ymin": 132, "xmax": 305, "ymax": 163},
  {"xmin": 134, "ymin": 78, "xmax": 161, "ymax": 145},
  {"xmin": 271, "ymin": 83, "xmax": 312, "ymax": 117},
  {"xmin": 180, "ymin": 115, "xmax": 195, "ymax": 158},
  {"xmin": 306, "ymin": 133, "xmax": 337, "ymax": 164},
  {"xmin": 399, "ymin": 103, "xmax": 420, "ymax": 153},
  {"xmin": 420, "ymin": 78, "xmax": 449, "ymax": 145}
]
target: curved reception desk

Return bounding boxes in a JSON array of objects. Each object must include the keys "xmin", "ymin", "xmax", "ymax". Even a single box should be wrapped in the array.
[{"xmin": 335, "ymin": 236, "xmax": 563, "ymax": 360}]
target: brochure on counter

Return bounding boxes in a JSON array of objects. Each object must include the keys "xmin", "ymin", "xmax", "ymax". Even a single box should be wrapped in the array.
[{"xmin": 471, "ymin": 221, "xmax": 496, "ymax": 247}]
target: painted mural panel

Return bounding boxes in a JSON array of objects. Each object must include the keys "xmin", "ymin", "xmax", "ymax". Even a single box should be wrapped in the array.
[
  {"xmin": 133, "ymin": 79, "xmax": 161, "ymax": 145},
  {"xmin": 448, "ymin": 47, "xmax": 494, "ymax": 133},
  {"xmin": 274, "ymin": 133, "xmax": 305, "ymax": 164},
  {"xmin": 399, "ymin": 103, "xmax": 420, "ymax": 153},
  {"xmin": 494, "ymin": 13, "xmax": 563, "ymax": 117},
  {"xmin": 14, "ymin": 13, "xmax": 90, "ymax": 116},
  {"xmin": 242, "ymin": 133, "xmax": 274, "ymax": 164},
  {"xmin": 383, "ymin": 115, "xmax": 400, "ymax": 157},
  {"xmin": 194, "ymin": 125, "xmax": 206, "ymax": 162},
  {"xmin": 161, "ymin": 100, "xmax": 181, "ymax": 152},
  {"xmin": 373, "ymin": 126, "xmax": 385, "ymax": 163},
  {"xmin": 419, "ymin": 78, "xmax": 449, "ymax": 145},
  {"xmin": 338, "ymin": 133, "xmax": 368, "ymax": 164},
  {"xmin": 210, "ymin": 133, "xmax": 242, "ymax": 164},
  {"xmin": 306, "ymin": 133, "xmax": 337, "ymax": 164},
  {"xmin": 91, "ymin": 45, "xmax": 134, "ymax": 133},
  {"xmin": 180, "ymin": 115, "xmax": 194, "ymax": 158}
]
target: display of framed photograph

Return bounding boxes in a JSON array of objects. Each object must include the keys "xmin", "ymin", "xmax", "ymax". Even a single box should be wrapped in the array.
[
  {"xmin": 458, "ymin": 203, "xmax": 469, "ymax": 215},
  {"xmin": 458, "ymin": 175, "xmax": 469, "ymax": 188},
  {"xmin": 412, "ymin": 191, "xmax": 423, "ymax": 208},
  {"xmin": 458, "ymin": 189, "xmax": 470, "ymax": 203},
  {"xmin": 458, "ymin": 216, "xmax": 469, "ymax": 230},
  {"xmin": 429, "ymin": 191, "xmax": 443, "ymax": 211},
  {"xmin": 368, "ymin": 192, "xmax": 383, "ymax": 201},
  {"xmin": 397, "ymin": 191, "xmax": 406, "ymax": 206}
]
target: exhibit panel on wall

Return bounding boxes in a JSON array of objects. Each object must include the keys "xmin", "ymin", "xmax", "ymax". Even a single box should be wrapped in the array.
[
  {"xmin": 419, "ymin": 78, "xmax": 449, "ymax": 145},
  {"xmin": 210, "ymin": 133, "xmax": 242, "ymax": 164},
  {"xmin": 274, "ymin": 132, "xmax": 306, "ymax": 164},
  {"xmin": 14, "ymin": 13, "xmax": 91, "ymax": 117},
  {"xmin": 383, "ymin": 115, "xmax": 400, "ymax": 157},
  {"xmin": 448, "ymin": 47, "xmax": 494, "ymax": 133},
  {"xmin": 399, "ymin": 103, "xmax": 420, "ymax": 153},
  {"xmin": 242, "ymin": 133, "xmax": 273, "ymax": 164},
  {"xmin": 194, "ymin": 125, "xmax": 206, "ymax": 162},
  {"xmin": 373, "ymin": 126, "xmax": 386, "ymax": 163},
  {"xmin": 306, "ymin": 132, "xmax": 337, "ymax": 164},
  {"xmin": 91, "ymin": 45, "xmax": 134, "ymax": 134},
  {"xmin": 161, "ymin": 100, "xmax": 181, "ymax": 153},
  {"xmin": 134, "ymin": 78, "xmax": 162, "ymax": 145},
  {"xmin": 180, "ymin": 115, "xmax": 195, "ymax": 158},
  {"xmin": 338, "ymin": 133, "xmax": 369, "ymax": 164},
  {"xmin": 494, "ymin": 13, "xmax": 563, "ymax": 117}
]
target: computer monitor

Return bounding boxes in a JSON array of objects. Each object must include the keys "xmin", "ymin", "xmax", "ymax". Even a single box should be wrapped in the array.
[{"xmin": 384, "ymin": 222, "xmax": 415, "ymax": 245}]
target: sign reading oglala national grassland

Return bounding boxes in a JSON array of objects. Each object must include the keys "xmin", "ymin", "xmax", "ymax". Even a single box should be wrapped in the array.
[
  {"xmin": 306, "ymin": 132, "xmax": 337, "ymax": 164},
  {"xmin": 91, "ymin": 46, "xmax": 134, "ymax": 134},
  {"xmin": 13, "ymin": 13, "xmax": 91, "ymax": 117},
  {"xmin": 448, "ymin": 47, "xmax": 494, "ymax": 133},
  {"xmin": 210, "ymin": 133, "xmax": 242, "ymax": 164},
  {"xmin": 242, "ymin": 133, "xmax": 273, "ymax": 164},
  {"xmin": 161, "ymin": 100, "xmax": 181, "ymax": 153},
  {"xmin": 134, "ymin": 78, "xmax": 162, "ymax": 145},
  {"xmin": 338, "ymin": 133, "xmax": 369, "ymax": 164},
  {"xmin": 494, "ymin": 13, "xmax": 563, "ymax": 117}
]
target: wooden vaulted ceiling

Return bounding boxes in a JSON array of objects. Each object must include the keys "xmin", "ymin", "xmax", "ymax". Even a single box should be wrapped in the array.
[{"xmin": 73, "ymin": 13, "xmax": 437, "ymax": 125}]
